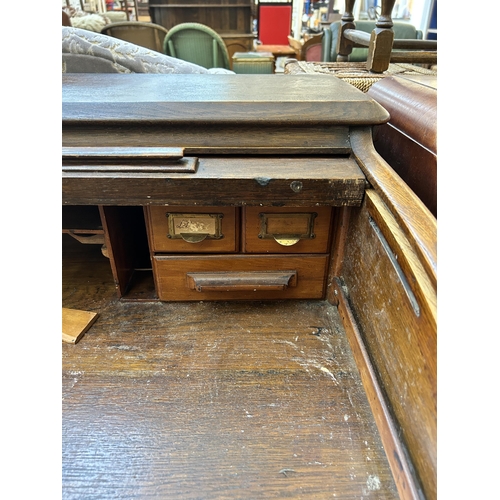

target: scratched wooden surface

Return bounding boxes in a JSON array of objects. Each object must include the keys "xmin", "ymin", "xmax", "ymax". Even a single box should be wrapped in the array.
[{"xmin": 62, "ymin": 236, "xmax": 398, "ymax": 499}]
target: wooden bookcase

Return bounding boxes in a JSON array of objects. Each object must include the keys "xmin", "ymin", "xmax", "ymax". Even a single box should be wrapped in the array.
[{"xmin": 149, "ymin": 0, "xmax": 255, "ymax": 62}]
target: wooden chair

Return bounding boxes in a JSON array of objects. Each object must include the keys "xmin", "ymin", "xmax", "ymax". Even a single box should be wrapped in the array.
[
  {"xmin": 337, "ymin": 0, "xmax": 437, "ymax": 73},
  {"xmin": 101, "ymin": 21, "xmax": 169, "ymax": 53},
  {"xmin": 62, "ymin": 10, "xmax": 72, "ymax": 27},
  {"xmin": 113, "ymin": 0, "xmax": 139, "ymax": 21},
  {"xmin": 286, "ymin": 35, "xmax": 323, "ymax": 62},
  {"xmin": 300, "ymin": 34, "xmax": 323, "ymax": 62}
]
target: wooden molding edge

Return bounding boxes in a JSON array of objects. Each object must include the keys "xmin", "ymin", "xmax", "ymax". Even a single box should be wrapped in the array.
[
  {"xmin": 333, "ymin": 277, "xmax": 425, "ymax": 500},
  {"xmin": 350, "ymin": 127, "xmax": 436, "ymax": 289}
]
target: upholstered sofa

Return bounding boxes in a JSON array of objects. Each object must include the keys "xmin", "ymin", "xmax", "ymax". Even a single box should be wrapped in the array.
[
  {"xmin": 62, "ymin": 27, "xmax": 234, "ymax": 74},
  {"xmin": 322, "ymin": 20, "xmax": 423, "ymax": 63}
]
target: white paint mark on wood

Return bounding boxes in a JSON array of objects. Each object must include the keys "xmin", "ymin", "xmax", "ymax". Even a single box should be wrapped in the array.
[{"xmin": 366, "ymin": 475, "xmax": 381, "ymax": 491}]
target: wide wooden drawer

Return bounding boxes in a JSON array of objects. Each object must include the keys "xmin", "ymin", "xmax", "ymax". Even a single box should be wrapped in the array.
[
  {"xmin": 147, "ymin": 206, "xmax": 238, "ymax": 253},
  {"xmin": 243, "ymin": 206, "xmax": 333, "ymax": 253},
  {"xmin": 153, "ymin": 254, "xmax": 329, "ymax": 301}
]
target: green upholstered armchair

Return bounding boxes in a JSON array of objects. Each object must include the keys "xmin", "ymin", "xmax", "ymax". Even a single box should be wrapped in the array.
[
  {"xmin": 322, "ymin": 20, "xmax": 422, "ymax": 62},
  {"xmin": 163, "ymin": 23, "xmax": 231, "ymax": 70}
]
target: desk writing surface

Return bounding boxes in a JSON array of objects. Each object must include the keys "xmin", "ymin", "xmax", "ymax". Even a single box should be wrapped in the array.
[{"xmin": 62, "ymin": 74, "xmax": 389, "ymax": 125}]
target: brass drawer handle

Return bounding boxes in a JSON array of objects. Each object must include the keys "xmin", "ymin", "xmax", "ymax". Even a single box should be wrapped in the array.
[
  {"xmin": 259, "ymin": 213, "xmax": 317, "ymax": 246},
  {"xmin": 180, "ymin": 233, "xmax": 209, "ymax": 243},
  {"xmin": 272, "ymin": 236, "xmax": 302, "ymax": 246},
  {"xmin": 166, "ymin": 213, "xmax": 224, "ymax": 242},
  {"xmin": 186, "ymin": 271, "xmax": 298, "ymax": 292}
]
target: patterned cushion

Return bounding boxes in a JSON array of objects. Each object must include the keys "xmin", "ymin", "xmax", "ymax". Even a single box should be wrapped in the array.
[{"xmin": 62, "ymin": 27, "xmax": 234, "ymax": 74}]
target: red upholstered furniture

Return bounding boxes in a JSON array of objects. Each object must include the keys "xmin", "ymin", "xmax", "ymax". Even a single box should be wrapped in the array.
[{"xmin": 257, "ymin": 2, "xmax": 292, "ymax": 45}]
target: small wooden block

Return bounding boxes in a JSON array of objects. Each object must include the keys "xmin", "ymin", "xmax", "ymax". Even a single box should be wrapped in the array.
[{"xmin": 62, "ymin": 308, "xmax": 98, "ymax": 344}]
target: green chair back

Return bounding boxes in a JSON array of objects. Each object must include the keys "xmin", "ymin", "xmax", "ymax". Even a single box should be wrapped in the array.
[{"xmin": 163, "ymin": 23, "xmax": 231, "ymax": 69}]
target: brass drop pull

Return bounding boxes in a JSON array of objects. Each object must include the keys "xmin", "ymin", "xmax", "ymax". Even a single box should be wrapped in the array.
[
  {"xmin": 273, "ymin": 236, "xmax": 302, "ymax": 246},
  {"xmin": 259, "ymin": 212, "xmax": 317, "ymax": 246},
  {"xmin": 180, "ymin": 233, "xmax": 209, "ymax": 244}
]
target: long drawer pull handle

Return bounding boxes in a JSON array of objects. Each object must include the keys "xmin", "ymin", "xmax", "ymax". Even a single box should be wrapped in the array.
[{"xmin": 186, "ymin": 271, "xmax": 298, "ymax": 292}]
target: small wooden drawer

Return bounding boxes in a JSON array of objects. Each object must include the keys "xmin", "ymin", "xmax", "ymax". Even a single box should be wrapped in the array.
[
  {"xmin": 147, "ymin": 206, "xmax": 239, "ymax": 253},
  {"xmin": 153, "ymin": 254, "xmax": 329, "ymax": 301},
  {"xmin": 243, "ymin": 206, "xmax": 333, "ymax": 253}
]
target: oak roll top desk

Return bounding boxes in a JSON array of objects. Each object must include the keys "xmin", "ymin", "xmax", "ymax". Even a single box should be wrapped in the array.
[
  {"xmin": 62, "ymin": 74, "xmax": 388, "ymax": 301},
  {"xmin": 62, "ymin": 73, "xmax": 437, "ymax": 500}
]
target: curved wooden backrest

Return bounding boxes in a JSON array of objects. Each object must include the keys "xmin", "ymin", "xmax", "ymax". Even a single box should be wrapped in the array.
[
  {"xmin": 101, "ymin": 21, "xmax": 169, "ymax": 53},
  {"xmin": 301, "ymin": 34, "xmax": 323, "ymax": 61}
]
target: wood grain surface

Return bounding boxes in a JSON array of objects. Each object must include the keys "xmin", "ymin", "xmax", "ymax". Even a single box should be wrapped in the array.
[
  {"xmin": 62, "ymin": 74, "xmax": 390, "ymax": 125},
  {"xmin": 62, "ymin": 157, "xmax": 367, "ymax": 207},
  {"xmin": 339, "ymin": 192, "xmax": 436, "ymax": 500},
  {"xmin": 62, "ymin": 237, "xmax": 398, "ymax": 499}
]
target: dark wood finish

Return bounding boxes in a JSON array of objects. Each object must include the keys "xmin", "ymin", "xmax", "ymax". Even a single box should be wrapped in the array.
[
  {"xmin": 62, "ymin": 71, "xmax": 436, "ymax": 499},
  {"xmin": 62, "ymin": 74, "xmax": 389, "ymax": 127},
  {"xmin": 149, "ymin": 0, "xmax": 253, "ymax": 33},
  {"xmin": 152, "ymin": 254, "xmax": 329, "ymax": 301},
  {"xmin": 336, "ymin": 0, "xmax": 356, "ymax": 61},
  {"xmin": 326, "ymin": 206, "xmax": 351, "ymax": 304},
  {"xmin": 62, "ymin": 205, "xmax": 103, "ymax": 232},
  {"xmin": 337, "ymin": 0, "xmax": 437, "ymax": 72},
  {"xmin": 243, "ymin": 206, "xmax": 333, "ymax": 254},
  {"xmin": 100, "ymin": 205, "xmax": 151, "ymax": 298},
  {"xmin": 63, "ymin": 157, "xmax": 367, "ymax": 207},
  {"xmin": 337, "ymin": 189, "xmax": 436, "ymax": 500},
  {"xmin": 62, "ymin": 123, "xmax": 352, "ymax": 155},
  {"xmin": 63, "ymin": 237, "xmax": 398, "ymax": 499},
  {"xmin": 368, "ymin": 75, "xmax": 437, "ymax": 217},
  {"xmin": 62, "ymin": 9, "xmax": 71, "ymax": 26}
]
